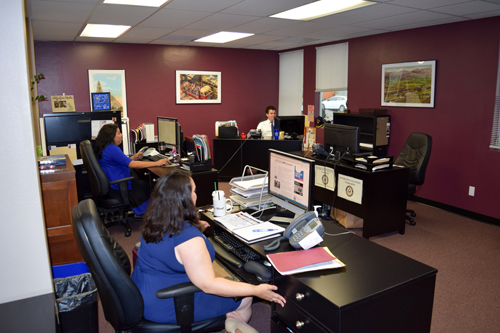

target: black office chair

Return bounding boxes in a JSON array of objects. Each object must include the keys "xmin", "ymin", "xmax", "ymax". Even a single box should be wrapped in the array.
[
  {"xmin": 80, "ymin": 139, "xmax": 139, "ymax": 237},
  {"xmin": 395, "ymin": 132, "xmax": 432, "ymax": 226},
  {"xmin": 72, "ymin": 199, "xmax": 227, "ymax": 333}
]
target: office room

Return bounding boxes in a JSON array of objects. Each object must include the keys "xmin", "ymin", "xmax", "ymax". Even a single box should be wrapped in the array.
[{"xmin": 2, "ymin": 0, "xmax": 500, "ymax": 332}]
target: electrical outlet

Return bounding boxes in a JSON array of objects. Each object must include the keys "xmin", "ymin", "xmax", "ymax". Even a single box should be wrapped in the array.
[{"xmin": 469, "ymin": 186, "xmax": 475, "ymax": 196}]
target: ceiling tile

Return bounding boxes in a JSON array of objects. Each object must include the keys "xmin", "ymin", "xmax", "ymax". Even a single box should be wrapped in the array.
[
  {"xmin": 430, "ymin": 1, "xmax": 500, "ymax": 15},
  {"xmin": 353, "ymin": 10, "xmax": 455, "ymax": 29},
  {"xmin": 166, "ymin": 0, "xmax": 242, "ymax": 12},
  {"xmin": 220, "ymin": 0, "xmax": 312, "ymax": 16},
  {"xmin": 184, "ymin": 13, "xmax": 260, "ymax": 31},
  {"xmin": 228, "ymin": 17, "xmax": 301, "ymax": 34},
  {"xmin": 386, "ymin": 0, "xmax": 475, "ymax": 9},
  {"xmin": 121, "ymin": 27, "xmax": 174, "ymax": 39},
  {"xmin": 31, "ymin": 20, "xmax": 83, "ymax": 37},
  {"xmin": 88, "ymin": 4, "xmax": 158, "ymax": 25},
  {"xmin": 27, "ymin": 1, "xmax": 96, "ymax": 23},
  {"xmin": 138, "ymin": 8, "xmax": 213, "ymax": 29}
]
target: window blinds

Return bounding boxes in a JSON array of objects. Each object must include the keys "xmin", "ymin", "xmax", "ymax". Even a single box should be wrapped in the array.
[
  {"xmin": 490, "ymin": 41, "xmax": 500, "ymax": 150},
  {"xmin": 316, "ymin": 43, "xmax": 348, "ymax": 92},
  {"xmin": 279, "ymin": 50, "xmax": 303, "ymax": 116}
]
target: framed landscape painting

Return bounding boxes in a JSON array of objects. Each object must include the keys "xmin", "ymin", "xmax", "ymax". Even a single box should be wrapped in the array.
[
  {"xmin": 176, "ymin": 70, "xmax": 221, "ymax": 104},
  {"xmin": 381, "ymin": 60, "xmax": 436, "ymax": 108}
]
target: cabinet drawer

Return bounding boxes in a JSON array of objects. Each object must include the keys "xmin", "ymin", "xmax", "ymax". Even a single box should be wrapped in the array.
[
  {"xmin": 275, "ymin": 300, "xmax": 329, "ymax": 333},
  {"xmin": 275, "ymin": 275, "xmax": 339, "ymax": 330}
]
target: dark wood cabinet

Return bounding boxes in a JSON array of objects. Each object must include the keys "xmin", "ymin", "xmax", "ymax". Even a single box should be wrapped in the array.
[{"xmin": 333, "ymin": 113, "xmax": 391, "ymax": 156}]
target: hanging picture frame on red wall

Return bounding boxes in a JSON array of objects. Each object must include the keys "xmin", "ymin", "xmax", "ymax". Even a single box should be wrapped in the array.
[
  {"xmin": 176, "ymin": 70, "xmax": 221, "ymax": 104},
  {"xmin": 381, "ymin": 60, "xmax": 436, "ymax": 108}
]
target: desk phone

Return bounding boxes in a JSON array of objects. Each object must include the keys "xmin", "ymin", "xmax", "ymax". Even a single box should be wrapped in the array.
[{"xmin": 265, "ymin": 211, "xmax": 324, "ymax": 251}]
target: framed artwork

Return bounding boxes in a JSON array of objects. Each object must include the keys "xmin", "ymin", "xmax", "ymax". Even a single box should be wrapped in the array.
[
  {"xmin": 50, "ymin": 95, "xmax": 75, "ymax": 112},
  {"xmin": 176, "ymin": 70, "xmax": 221, "ymax": 104},
  {"xmin": 88, "ymin": 69, "xmax": 127, "ymax": 117},
  {"xmin": 381, "ymin": 60, "xmax": 436, "ymax": 108},
  {"xmin": 91, "ymin": 92, "xmax": 111, "ymax": 111}
]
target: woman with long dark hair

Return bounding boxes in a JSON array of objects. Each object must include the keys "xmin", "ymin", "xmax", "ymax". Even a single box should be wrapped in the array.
[
  {"xmin": 131, "ymin": 171, "xmax": 286, "ymax": 333},
  {"xmin": 95, "ymin": 123, "xmax": 170, "ymax": 215}
]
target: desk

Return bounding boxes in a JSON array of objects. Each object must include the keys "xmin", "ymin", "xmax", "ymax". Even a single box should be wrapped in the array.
[
  {"xmin": 40, "ymin": 155, "xmax": 83, "ymax": 265},
  {"xmin": 202, "ymin": 209, "xmax": 437, "ymax": 333},
  {"xmin": 213, "ymin": 138, "xmax": 302, "ymax": 180},
  {"xmin": 294, "ymin": 151, "xmax": 409, "ymax": 239}
]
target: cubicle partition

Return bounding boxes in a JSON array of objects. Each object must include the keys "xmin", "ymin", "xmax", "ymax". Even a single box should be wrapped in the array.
[{"xmin": 213, "ymin": 138, "xmax": 302, "ymax": 180}]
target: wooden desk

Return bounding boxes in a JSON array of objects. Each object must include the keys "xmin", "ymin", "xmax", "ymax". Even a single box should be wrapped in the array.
[
  {"xmin": 40, "ymin": 155, "xmax": 83, "ymax": 265},
  {"xmin": 213, "ymin": 138, "xmax": 302, "ymax": 180},
  {"xmin": 294, "ymin": 151, "xmax": 409, "ymax": 239},
  {"xmin": 202, "ymin": 210, "xmax": 437, "ymax": 333}
]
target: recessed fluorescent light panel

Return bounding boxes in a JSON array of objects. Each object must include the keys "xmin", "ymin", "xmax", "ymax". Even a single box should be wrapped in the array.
[
  {"xmin": 80, "ymin": 24, "xmax": 131, "ymax": 38},
  {"xmin": 271, "ymin": 0, "xmax": 376, "ymax": 21},
  {"xmin": 103, "ymin": 0, "xmax": 170, "ymax": 6},
  {"xmin": 195, "ymin": 31, "xmax": 254, "ymax": 43}
]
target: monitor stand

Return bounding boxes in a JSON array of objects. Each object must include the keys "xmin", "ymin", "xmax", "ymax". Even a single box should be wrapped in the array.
[{"xmin": 268, "ymin": 206, "xmax": 297, "ymax": 224}]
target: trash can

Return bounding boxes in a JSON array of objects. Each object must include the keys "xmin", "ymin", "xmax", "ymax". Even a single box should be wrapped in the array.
[{"xmin": 54, "ymin": 272, "xmax": 98, "ymax": 333}]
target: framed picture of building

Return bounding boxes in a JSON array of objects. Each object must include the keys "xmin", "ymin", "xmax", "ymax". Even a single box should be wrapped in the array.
[
  {"xmin": 381, "ymin": 60, "xmax": 436, "ymax": 108},
  {"xmin": 88, "ymin": 69, "xmax": 127, "ymax": 117},
  {"xmin": 176, "ymin": 70, "xmax": 221, "ymax": 104}
]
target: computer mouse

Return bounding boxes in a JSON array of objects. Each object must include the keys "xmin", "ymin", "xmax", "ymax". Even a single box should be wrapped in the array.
[{"xmin": 263, "ymin": 260, "xmax": 272, "ymax": 267}]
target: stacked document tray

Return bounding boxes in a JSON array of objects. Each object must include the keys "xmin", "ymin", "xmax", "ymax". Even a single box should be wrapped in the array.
[{"xmin": 229, "ymin": 167, "xmax": 271, "ymax": 210}]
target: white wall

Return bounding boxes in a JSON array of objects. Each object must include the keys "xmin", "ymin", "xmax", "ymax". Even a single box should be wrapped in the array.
[{"xmin": 0, "ymin": 1, "xmax": 53, "ymax": 305}]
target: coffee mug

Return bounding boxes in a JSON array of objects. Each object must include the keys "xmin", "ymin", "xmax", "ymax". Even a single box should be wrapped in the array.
[{"xmin": 212, "ymin": 190, "xmax": 233, "ymax": 217}]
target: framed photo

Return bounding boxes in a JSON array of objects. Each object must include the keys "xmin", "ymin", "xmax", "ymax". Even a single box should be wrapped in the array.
[
  {"xmin": 176, "ymin": 70, "xmax": 221, "ymax": 104},
  {"xmin": 381, "ymin": 60, "xmax": 436, "ymax": 108},
  {"xmin": 50, "ymin": 95, "xmax": 75, "ymax": 112},
  {"xmin": 91, "ymin": 92, "xmax": 111, "ymax": 111},
  {"xmin": 88, "ymin": 69, "xmax": 127, "ymax": 116}
]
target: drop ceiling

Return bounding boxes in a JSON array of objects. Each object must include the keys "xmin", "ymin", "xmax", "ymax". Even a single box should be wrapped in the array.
[{"xmin": 26, "ymin": 0, "xmax": 500, "ymax": 51}]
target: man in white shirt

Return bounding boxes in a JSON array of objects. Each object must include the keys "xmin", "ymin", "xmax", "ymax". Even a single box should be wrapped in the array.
[{"xmin": 256, "ymin": 106, "xmax": 279, "ymax": 139}]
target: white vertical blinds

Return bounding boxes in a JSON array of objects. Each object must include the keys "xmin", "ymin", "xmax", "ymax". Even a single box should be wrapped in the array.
[
  {"xmin": 490, "ymin": 41, "xmax": 500, "ymax": 150},
  {"xmin": 316, "ymin": 43, "xmax": 348, "ymax": 91},
  {"xmin": 279, "ymin": 50, "xmax": 303, "ymax": 116}
]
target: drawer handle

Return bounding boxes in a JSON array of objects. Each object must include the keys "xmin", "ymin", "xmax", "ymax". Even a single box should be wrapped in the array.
[
  {"xmin": 296, "ymin": 321, "xmax": 305, "ymax": 329},
  {"xmin": 295, "ymin": 293, "xmax": 305, "ymax": 301}
]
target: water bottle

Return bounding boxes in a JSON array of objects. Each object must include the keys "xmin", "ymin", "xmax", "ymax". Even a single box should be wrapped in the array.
[
  {"xmin": 172, "ymin": 147, "xmax": 178, "ymax": 162},
  {"xmin": 274, "ymin": 129, "xmax": 279, "ymax": 140}
]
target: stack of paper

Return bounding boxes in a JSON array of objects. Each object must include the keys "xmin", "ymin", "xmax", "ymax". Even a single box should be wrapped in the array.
[
  {"xmin": 215, "ymin": 212, "xmax": 284, "ymax": 244},
  {"xmin": 230, "ymin": 195, "xmax": 273, "ymax": 209},
  {"xmin": 231, "ymin": 177, "xmax": 269, "ymax": 191},
  {"xmin": 266, "ymin": 247, "xmax": 345, "ymax": 275}
]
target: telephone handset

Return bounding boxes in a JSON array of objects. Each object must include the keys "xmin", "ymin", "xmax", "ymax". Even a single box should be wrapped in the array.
[
  {"xmin": 264, "ymin": 211, "xmax": 325, "ymax": 251},
  {"xmin": 138, "ymin": 146, "xmax": 157, "ymax": 157}
]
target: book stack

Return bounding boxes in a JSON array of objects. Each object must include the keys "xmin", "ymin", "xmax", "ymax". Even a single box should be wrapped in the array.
[
  {"xmin": 229, "ymin": 173, "xmax": 272, "ymax": 210},
  {"xmin": 192, "ymin": 134, "xmax": 211, "ymax": 161},
  {"xmin": 131, "ymin": 123, "xmax": 155, "ymax": 144},
  {"xmin": 38, "ymin": 155, "xmax": 67, "ymax": 169}
]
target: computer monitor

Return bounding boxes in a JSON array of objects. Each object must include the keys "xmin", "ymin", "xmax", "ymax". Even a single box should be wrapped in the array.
[
  {"xmin": 279, "ymin": 115, "xmax": 305, "ymax": 139},
  {"xmin": 324, "ymin": 123, "xmax": 360, "ymax": 156},
  {"xmin": 157, "ymin": 117, "xmax": 181, "ymax": 152},
  {"xmin": 268, "ymin": 149, "xmax": 314, "ymax": 218}
]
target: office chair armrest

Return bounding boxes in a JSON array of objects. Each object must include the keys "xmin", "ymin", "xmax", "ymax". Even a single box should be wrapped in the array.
[
  {"xmin": 109, "ymin": 176, "xmax": 134, "ymax": 206},
  {"xmin": 156, "ymin": 281, "xmax": 201, "ymax": 299},
  {"xmin": 108, "ymin": 176, "xmax": 134, "ymax": 186}
]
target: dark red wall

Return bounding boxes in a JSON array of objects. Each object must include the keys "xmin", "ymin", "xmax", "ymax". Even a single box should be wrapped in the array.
[
  {"xmin": 34, "ymin": 16, "xmax": 500, "ymax": 219},
  {"xmin": 34, "ymin": 42, "xmax": 279, "ymax": 143},
  {"xmin": 303, "ymin": 17, "xmax": 500, "ymax": 219}
]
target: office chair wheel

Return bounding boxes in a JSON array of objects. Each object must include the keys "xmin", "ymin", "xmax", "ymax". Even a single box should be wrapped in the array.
[
  {"xmin": 409, "ymin": 218, "xmax": 416, "ymax": 226},
  {"xmin": 410, "ymin": 212, "xmax": 417, "ymax": 217}
]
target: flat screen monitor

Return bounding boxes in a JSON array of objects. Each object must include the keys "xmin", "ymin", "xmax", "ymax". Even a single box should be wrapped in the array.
[
  {"xmin": 279, "ymin": 115, "xmax": 305, "ymax": 139},
  {"xmin": 268, "ymin": 149, "xmax": 314, "ymax": 217},
  {"xmin": 157, "ymin": 116, "xmax": 181, "ymax": 152},
  {"xmin": 91, "ymin": 92, "xmax": 111, "ymax": 111},
  {"xmin": 324, "ymin": 123, "xmax": 360, "ymax": 156}
]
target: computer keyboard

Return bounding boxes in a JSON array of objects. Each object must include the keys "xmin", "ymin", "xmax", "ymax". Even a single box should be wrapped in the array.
[
  {"xmin": 214, "ymin": 231, "xmax": 261, "ymax": 262},
  {"xmin": 148, "ymin": 153, "xmax": 170, "ymax": 161}
]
